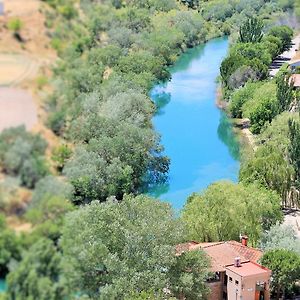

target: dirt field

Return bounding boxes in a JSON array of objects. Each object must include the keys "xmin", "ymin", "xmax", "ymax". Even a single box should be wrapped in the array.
[{"xmin": 0, "ymin": 87, "xmax": 38, "ymax": 131}]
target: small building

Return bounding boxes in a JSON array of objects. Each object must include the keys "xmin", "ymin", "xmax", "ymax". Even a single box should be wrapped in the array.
[{"xmin": 177, "ymin": 238, "xmax": 271, "ymax": 300}]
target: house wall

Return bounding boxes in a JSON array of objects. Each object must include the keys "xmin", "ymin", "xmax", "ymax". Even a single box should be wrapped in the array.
[
  {"xmin": 208, "ymin": 281, "xmax": 223, "ymax": 300},
  {"xmin": 225, "ymin": 269, "xmax": 271, "ymax": 300},
  {"xmin": 207, "ymin": 272, "xmax": 225, "ymax": 300},
  {"xmin": 226, "ymin": 270, "xmax": 242, "ymax": 300}
]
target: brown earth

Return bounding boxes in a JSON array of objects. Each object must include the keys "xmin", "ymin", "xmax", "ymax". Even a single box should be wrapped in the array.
[{"xmin": 0, "ymin": 0, "xmax": 60, "ymax": 230}]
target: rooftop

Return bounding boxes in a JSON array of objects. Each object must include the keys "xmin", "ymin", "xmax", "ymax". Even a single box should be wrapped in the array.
[
  {"xmin": 226, "ymin": 261, "xmax": 271, "ymax": 277},
  {"xmin": 176, "ymin": 241, "xmax": 263, "ymax": 272}
]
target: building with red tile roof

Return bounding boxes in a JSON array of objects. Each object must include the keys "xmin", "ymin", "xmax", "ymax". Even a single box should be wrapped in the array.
[{"xmin": 177, "ymin": 238, "xmax": 271, "ymax": 300}]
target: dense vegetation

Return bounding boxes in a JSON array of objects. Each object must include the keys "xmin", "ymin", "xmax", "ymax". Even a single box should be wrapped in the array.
[
  {"xmin": 0, "ymin": 0, "xmax": 300, "ymax": 299},
  {"xmin": 215, "ymin": 7, "xmax": 300, "ymax": 297}
]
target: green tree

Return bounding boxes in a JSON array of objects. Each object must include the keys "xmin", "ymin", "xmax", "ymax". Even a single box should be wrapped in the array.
[
  {"xmin": 0, "ymin": 215, "xmax": 20, "ymax": 277},
  {"xmin": 288, "ymin": 119, "xmax": 300, "ymax": 183},
  {"xmin": 260, "ymin": 223, "xmax": 300, "ymax": 254},
  {"xmin": 6, "ymin": 238, "xmax": 65, "ymax": 300},
  {"xmin": 61, "ymin": 195, "xmax": 209, "ymax": 299},
  {"xmin": 261, "ymin": 249, "xmax": 300, "ymax": 299},
  {"xmin": 51, "ymin": 144, "xmax": 72, "ymax": 172},
  {"xmin": 182, "ymin": 181, "xmax": 283, "ymax": 244},
  {"xmin": 238, "ymin": 17, "xmax": 264, "ymax": 43},
  {"xmin": 276, "ymin": 73, "xmax": 294, "ymax": 113},
  {"xmin": 268, "ymin": 25, "xmax": 293, "ymax": 50}
]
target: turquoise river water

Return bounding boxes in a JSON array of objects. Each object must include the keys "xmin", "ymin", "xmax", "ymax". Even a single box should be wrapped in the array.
[{"xmin": 149, "ymin": 37, "xmax": 240, "ymax": 209}]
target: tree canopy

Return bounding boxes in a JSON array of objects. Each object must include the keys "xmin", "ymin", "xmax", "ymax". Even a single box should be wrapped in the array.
[
  {"xmin": 61, "ymin": 195, "xmax": 210, "ymax": 299},
  {"xmin": 182, "ymin": 181, "xmax": 283, "ymax": 244}
]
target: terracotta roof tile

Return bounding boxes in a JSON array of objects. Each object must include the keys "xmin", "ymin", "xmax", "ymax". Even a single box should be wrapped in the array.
[{"xmin": 177, "ymin": 241, "xmax": 263, "ymax": 272}]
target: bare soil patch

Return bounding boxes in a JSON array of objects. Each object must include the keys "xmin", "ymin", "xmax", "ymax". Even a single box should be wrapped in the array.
[{"xmin": 0, "ymin": 87, "xmax": 38, "ymax": 131}]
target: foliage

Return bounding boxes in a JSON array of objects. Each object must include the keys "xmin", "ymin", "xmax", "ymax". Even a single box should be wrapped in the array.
[
  {"xmin": 0, "ymin": 215, "xmax": 20, "ymax": 277},
  {"xmin": 0, "ymin": 127, "xmax": 48, "ymax": 188},
  {"xmin": 31, "ymin": 176, "xmax": 73, "ymax": 207},
  {"xmin": 61, "ymin": 195, "xmax": 209, "ymax": 299},
  {"xmin": 229, "ymin": 81, "xmax": 261, "ymax": 118},
  {"xmin": 288, "ymin": 119, "xmax": 300, "ymax": 185},
  {"xmin": 240, "ymin": 113, "xmax": 299, "ymax": 207},
  {"xmin": 242, "ymin": 82, "xmax": 278, "ymax": 133},
  {"xmin": 276, "ymin": 73, "xmax": 294, "ymax": 113},
  {"xmin": 238, "ymin": 17, "xmax": 264, "ymax": 43},
  {"xmin": 260, "ymin": 223, "xmax": 300, "ymax": 254},
  {"xmin": 51, "ymin": 144, "xmax": 72, "ymax": 172},
  {"xmin": 182, "ymin": 181, "xmax": 283, "ymax": 244},
  {"xmin": 6, "ymin": 238, "xmax": 65, "ymax": 300},
  {"xmin": 7, "ymin": 18, "xmax": 23, "ymax": 33},
  {"xmin": 168, "ymin": 250, "xmax": 210, "ymax": 300},
  {"xmin": 267, "ymin": 25, "xmax": 294, "ymax": 50},
  {"xmin": 261, "ymin": 249, "xmax": 300, "ymax": 298}
]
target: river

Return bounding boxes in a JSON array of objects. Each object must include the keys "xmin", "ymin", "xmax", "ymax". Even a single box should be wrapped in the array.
[
  {"xmin": 149, "ymin": 37, "xmax": 240, "ymax": 209},
  {"xmin": 0, "ymin": 279, "xmax": 5, "ymax": 293}
]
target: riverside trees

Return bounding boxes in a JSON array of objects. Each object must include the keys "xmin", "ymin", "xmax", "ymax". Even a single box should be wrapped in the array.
[
  {"xmin": 61, "ymin": 195, "xmax": 210, "ymax": 299},
  {"xmin": 182, "ymin": 181, "xmax": 282, "ymax": 245}
]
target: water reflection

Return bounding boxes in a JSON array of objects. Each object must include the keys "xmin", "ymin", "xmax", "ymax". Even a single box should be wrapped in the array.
[{"xmin": 217, "ymin": 112, "xmax": 240, "ymax": 161}]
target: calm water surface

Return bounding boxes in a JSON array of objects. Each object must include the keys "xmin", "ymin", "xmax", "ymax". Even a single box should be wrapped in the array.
[
  {"xmin": 149, "ymin": 37, "xmax": 240, "ymax": 209},
  {"xmin": 0, "ymin": 279, "xmax": 6, "ymax": 293}
]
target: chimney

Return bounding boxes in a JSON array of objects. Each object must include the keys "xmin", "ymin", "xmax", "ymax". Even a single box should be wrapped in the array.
[
  {"xmin": 241, "ymin": 235, "xmax": 248, "ymax": 247},
  {"xmin": 234, "ymin": 257, "xmax": 241, "ymax": 267}
]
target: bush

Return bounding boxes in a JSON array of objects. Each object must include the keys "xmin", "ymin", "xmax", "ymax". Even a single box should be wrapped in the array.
[
  {"xmin": 268, "ymin": 25, "xmax": 294, "ymax": 50},
  {"xmin": 0, "ymin": 127, "xmax": 48, "ymax": 188},
  {"xmin": 7, "ymin": 18, "xmax": 23, "ymax": 33},
  {"xmin": 51, "ymin": 144, "xmax": 72, "ymax": 172}
]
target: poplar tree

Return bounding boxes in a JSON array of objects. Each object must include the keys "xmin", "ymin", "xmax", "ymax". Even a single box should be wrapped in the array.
[{"xmin": 239, "ymin": 17, "xmax": 264, "ymax": 43}]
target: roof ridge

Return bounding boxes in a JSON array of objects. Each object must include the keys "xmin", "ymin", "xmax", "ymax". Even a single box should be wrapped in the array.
[
  {"xmin": 227, "ymin": 241, "xmax": 262, "ymax": 252},
  {"xmin": 201, "ymin": 241, "xmax": 225, "ymax": 248}
]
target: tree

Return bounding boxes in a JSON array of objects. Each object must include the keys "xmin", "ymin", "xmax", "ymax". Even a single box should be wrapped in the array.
[
  {"xmin": 239, "ymin": 17, "xmax": 264, "ymax": 43},
  {"xmin": 61, "ymin": 195, "xmax": 209, "ymax": 299},
  {"xmin": 260, "ymin": 223, "xmax": 300, "ymax": 254},
  {"xmin": 31, "ymin": 176, "xmax": 73, "ymax": 207},
  {"xmin": 0, "ymin": 215, "xmax": 20, "ymax": 277},
  {"xmin": 182, "ymin": 181, "xmax": 283, "ymax": 244},
  {"xmin": 51, "ymin": 144, "xmax": 72, "ymax": 173},
  {"xmin": 0, "ymin": 126, "xmax": 48, "ymax": 188},
  {"xmin": 168, "ymin": 250, "xmax": 210, "ymax": 300},
  {"xmin": 276, "ymin": 73, "xmax": 294, "ymax": 113},
  {"xmin": 268, "ymin": 26, "xmax": 293, "ymax": 50},
  {"xmin": 288, "ymin": 119, "xmax": 300, "ymax": 183},
  {"xmin": 6, "ymin": 238, "xmax": 65, "ymax": 300},
  {"xmin": 7, "ymin": 18, "xmax": 23, "ymax": 41},
  {"xmin": 261, "ymin": 249, "xmax": 300, "ymax": 299},
  {"xmin": 180, "ymin": 0, "xmax": 199, "ymax": 9}
]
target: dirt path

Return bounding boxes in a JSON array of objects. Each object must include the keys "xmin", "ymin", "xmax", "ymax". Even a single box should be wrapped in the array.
[
  {"xmin": 269, "ymin": 34, "xmax": 300, "ymax": 77},
  {"xmin": 0, "ymin": 0, "xmax": 58, "ymax": 138}
]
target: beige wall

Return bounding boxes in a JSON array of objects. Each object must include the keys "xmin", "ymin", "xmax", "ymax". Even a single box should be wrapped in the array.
[{"xmin": 225, "ymin": 269, "xmax": 271, "ymax": 300}]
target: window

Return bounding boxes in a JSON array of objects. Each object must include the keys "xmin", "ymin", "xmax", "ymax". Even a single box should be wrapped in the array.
[
  {"xmin": 235, "ymin": 280, "xmax": 239, "ymax": 285},
  {"xmin": 229, "ymin": 277, "xmax": 232, "ymax": 282}
]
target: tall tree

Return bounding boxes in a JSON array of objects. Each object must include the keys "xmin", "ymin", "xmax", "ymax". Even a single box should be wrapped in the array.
[
  {"xmin": 277, "ymin": 73, "xmax": 294, "ymax": 113},
  {"xmin": 182, "ymin": 181, "xmax": 283, "ymax": 244},
  {"xmin": 6, "ymin": 238, "xmax": 65, "ymax": 300},
  {"xmin": 288, "ymin": 119, "xmax": 300, "ymax": 184},
  {"xmin": 239, "ymin": 17, "xmax": 264, "ymax": 43},
  {"xmin": 261, "ymin": 249, "xmax": 300, "ymax": 300}
]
